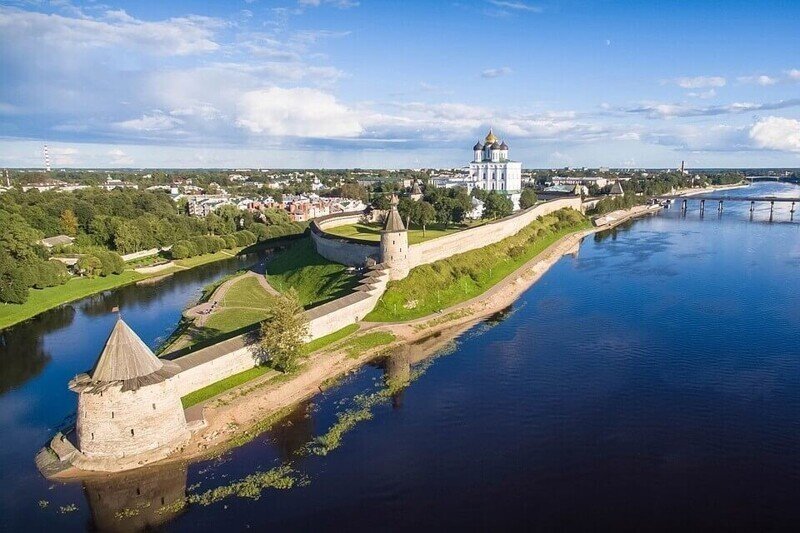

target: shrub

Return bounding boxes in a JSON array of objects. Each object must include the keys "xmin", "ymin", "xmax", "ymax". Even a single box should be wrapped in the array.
[
  {"xmin": 171, "ymin": 242, "xmax": 192, "ymax": 259},
  {"xmin": 76, "ymin": 255, "xmax": 103, "ymax": 277}
]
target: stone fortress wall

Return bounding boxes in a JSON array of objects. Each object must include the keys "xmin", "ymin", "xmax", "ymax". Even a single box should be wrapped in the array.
[
  {"xmin": 311, "ymin": 198, "xmax": 584, "ymax": 270},
  {"xmin": 169, "ymin": 198, "xmax": 584, "ymax": 414}
]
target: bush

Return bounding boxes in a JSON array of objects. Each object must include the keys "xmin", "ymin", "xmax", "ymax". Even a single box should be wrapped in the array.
[
  {"xmin": 77, "ymin": 255, "xmax": 103, "ymax": 277},
  {"xmin": 234, "ymin": 230, "xmax": 257, "ymax": 247},
  {"xmin": 171, "ymin": 242, "xmax": 192, "ymax": 259},
  {"xmin": 223, "ymin": 234, "xmax": 239, "ymax": 248},
  {"xmin": 93, "ymin": 250, "xmax": 125, "ymax": 276}
]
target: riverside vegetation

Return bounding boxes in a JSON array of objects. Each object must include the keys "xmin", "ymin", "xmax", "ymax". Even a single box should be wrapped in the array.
[{"xmin": 366, "ymin": 208, "xmax": 590, "ymax": 322}]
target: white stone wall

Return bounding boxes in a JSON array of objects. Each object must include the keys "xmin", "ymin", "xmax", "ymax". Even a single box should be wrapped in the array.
[
  {"xmin": 408, "ymin": 198, "xmax": 582, "ymax": 268},
  {"xmin": 76, "ymin": 380, "xmax": 190, "ymax": 459},
  {"xmin": 311, "ymin": 212, "xmax": 380, "ymax": 267},
  {"xmin": 170, "ymin": 344, "xmax": 258, "ymax": 398}
]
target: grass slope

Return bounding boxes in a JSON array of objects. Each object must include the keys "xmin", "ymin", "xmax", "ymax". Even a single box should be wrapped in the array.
[
  {"xmin": 365, "ymin": 209, "xmax": 590, "ymax": 322},
  {"xmin": 266, "ymin": 237, "xmax": 358, "ymax": 308},
  {"xmin": 325, "ymin": 222, "xmax": 470, "ymax": 245},
  {"xmin": 181, "ymin": 365, "xmax": 275, "ymax": 408}
]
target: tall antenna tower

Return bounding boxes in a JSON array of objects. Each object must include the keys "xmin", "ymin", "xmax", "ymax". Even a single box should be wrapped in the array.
[{"xmin": 43, "ymin": 144, "xmax": 51, "ymax": 172}]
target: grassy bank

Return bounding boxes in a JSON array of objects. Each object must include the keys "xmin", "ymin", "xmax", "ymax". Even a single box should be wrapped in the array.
[
  {"xmin": 181, "ymin": 323, "xmax": 361, "ymax": 408},
  {"xmin": 0, "ymin": 236, "xmax": 302, "ymax": 332},
  {"xmin": 366, "ymin": 209, "xmax": 590, "ymax": 322},
  {"xmin": 325, "ymin": 222, "xmax": 470, "ymax": 245},
  {"xmin": 266, "ymin": 237, "xmax": 358, "ymax": 308},
  {"xmin": 0, "ymin": 271, "xmax": 146, "ymax": 330}
]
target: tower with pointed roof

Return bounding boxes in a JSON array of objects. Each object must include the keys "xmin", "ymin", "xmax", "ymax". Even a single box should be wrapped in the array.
[
  {"xmin": 69, "ymin": 317, "xmax": 190, "ymax": 463},
  {"xmin": 470, "ymin": 128, "xmax": 523, "ymax": 208},
  {"xmin": 379, "ymin": 194, "xmax": 410, "ymax": 280}
]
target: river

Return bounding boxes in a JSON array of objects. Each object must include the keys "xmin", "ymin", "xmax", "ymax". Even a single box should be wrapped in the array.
[{"xmin": 1, "ymin": 182, "xmax": 798, "ymax": 531}]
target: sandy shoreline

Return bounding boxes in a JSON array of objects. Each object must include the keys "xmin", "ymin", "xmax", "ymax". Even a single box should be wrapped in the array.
[{"xmin": 49, "ymin": 203, "xmax": 661, "ymax": 480}]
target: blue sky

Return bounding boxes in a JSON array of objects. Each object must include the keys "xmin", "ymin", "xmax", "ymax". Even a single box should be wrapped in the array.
[{"xmin": 1, "ymin": 0, "xmax": 799, "ymax": 168}]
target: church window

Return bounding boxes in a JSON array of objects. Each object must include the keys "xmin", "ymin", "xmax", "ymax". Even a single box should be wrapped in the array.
[
  {"xmin": 111, "ymin": 411, "xmax": 114, "ymax": 419},
  {"xmin": 130, "ymin": 428, "xmax": 135, "ymax": 437},
  {"xmin": 152, "ymin": 403, "xmax": 156, "ymax": 410},
  {"xmin": 91, "ymin": 433, "xmax": 94, "ymax": 440}
]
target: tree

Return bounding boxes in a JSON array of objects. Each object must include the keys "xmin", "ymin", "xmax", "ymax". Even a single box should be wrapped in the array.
[
  {"xmin": 483, "ymin": 192, "xmax": 513, "ymax": 220},
  {"xmin": 76, "ymin": 255, "xmax": 103, "ymax": 277},
  {"xmin": 519, "ymin": 188, "xmax": 537, "ymax": 210},
  {"xmin": 415, "ymin": 201, "xmax": 436, "ymax": 236},
  {"xmin": 371, "ymin": 194, "xmax": 391, "ymax": 211},
  {"xmin": 59, "ymin": 209, "xmax": 79, "ymax": 237},
  {"xmin": 259, "ymin": 289, "xmax": 309, "ymax": 373},
  {"xmin": 0, "ymin": 254, "xmax": 29, "ymax": 304},
  {"xmin": 338, "ymin": 182, "xmax": 369, "ymax": 203}
]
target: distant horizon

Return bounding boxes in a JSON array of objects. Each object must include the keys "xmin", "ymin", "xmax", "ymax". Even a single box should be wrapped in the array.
[{"xmin": 1, "ymin": 1, "xmax": 799, "ymax": 168}]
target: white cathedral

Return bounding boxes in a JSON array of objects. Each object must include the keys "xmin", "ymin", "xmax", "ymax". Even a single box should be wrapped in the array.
[{"xmin": 469, "ymin": 129, "xmax": 522, "ymax": 208}]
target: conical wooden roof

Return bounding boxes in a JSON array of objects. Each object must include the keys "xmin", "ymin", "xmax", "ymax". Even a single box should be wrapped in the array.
[
  {"xmin": 383, "ymin": 194, "xmax": 406, "ymax": 232},
  {"xmin": 70, "ymin": 318, "xmax": 179, "ymax": 392}
]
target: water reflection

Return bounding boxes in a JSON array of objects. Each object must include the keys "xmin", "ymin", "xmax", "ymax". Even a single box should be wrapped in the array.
[
  {"xmin": 83, "ymin": 463, "xmax": 188, "ymax": 532},
  {"xmin": 0, "ymin": 306, "xmax": 74, "ymax": 393}
]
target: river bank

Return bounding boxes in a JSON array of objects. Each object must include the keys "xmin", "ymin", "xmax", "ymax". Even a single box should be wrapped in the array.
[
  {"xmin": 47, "ymin": 203, "xmax": 661, "ymax": 480},
  {"xmin": 0, "ymin": 236, "xmax": 300, "ymax": 331}
]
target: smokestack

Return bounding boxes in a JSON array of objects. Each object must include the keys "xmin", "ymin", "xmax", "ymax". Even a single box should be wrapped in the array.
[
  {"xmin": 43, "ymin": 144, "xmax": 51, "ymax": 172},
  {"xmin": 680, "ymin": 160, "xmax": 685, "ymax": 174}
]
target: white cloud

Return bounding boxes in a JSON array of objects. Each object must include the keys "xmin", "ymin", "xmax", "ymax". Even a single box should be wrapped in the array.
[
  {"xmin": 108, "ymin": 149, "xmax": 134, "ymax": 166},
  {"xmin": 115, "ymin": 112, "xmax": 183, "ymax": 132},
  {"xmin": 625, "ymin": 98, "xmax": 800, "ymax": 119},
  {"xmin": 667, "ymin": 76, "xmax": 727, "ymax": 89},
  {"xmin": 488, "ymin": 1, "xmax": 543, "ymax": 13},
  {"xmin": 687, "ymin": 89, "xmax": 717, "ymax": 99},
  {"xmin": 738, "ymin": 75, "xmax": 778, "ymax": 86},
  {"xmin": 235, "ymin": 87, "xmax": 362, "ymax": 137},
  {"xmin": 481, "ymin": 67, "xmax": 512, "ymax": 79},
  {"xmin": 749, "ymin": 116, "xmax": 800, "ymax": 152},
  {"xmin": 298, "ymin": 0, "xmax": 359, "ymax": 8},
  {"xmin": 0, "ymin": 6, "xmax": 222, "ymax": 56},
  {"xmin": 787, "ymin": 69, "xmax": 800, "ymax": 81}
]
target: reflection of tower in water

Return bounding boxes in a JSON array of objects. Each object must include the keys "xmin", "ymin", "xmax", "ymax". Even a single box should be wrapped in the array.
[
  {"xmin": 383, "ymin": 344, "xmax": 411, "ymax": 409},
  {"xmin": 82, "ymin": 463, "xmax": 188, "ymax": 532},
  {"xmin": 268, "ymin": 400, "xmax": 315, "ymax": 462}
]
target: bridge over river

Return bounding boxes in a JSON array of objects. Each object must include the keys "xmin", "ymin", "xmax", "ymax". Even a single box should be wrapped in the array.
[{"xmin": 653, "ymin": 194, "xmax": 800, "ymax": 220}]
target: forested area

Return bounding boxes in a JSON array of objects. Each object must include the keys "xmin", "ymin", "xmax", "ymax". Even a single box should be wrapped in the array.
[{"xmin": 0, "ymin": 189, "xmax": 304, "ymax": 304}]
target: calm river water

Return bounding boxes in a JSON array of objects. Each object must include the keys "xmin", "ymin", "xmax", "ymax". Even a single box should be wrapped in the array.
[{"xmin": 1, "ymin": 182, "xmax": 798, "ymax": 531}]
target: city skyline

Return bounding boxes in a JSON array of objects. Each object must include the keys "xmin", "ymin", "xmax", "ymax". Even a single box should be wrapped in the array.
[{"xmin": 1, "ymin": 0, "xmax": 800, "ymax": 169}]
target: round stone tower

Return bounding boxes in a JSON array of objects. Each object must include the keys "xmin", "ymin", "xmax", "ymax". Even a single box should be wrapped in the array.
[
  {"xmin": 379, "ymin": 194, "xmax": 410, "ymax": 280},
  {"xmin": 69, "ymin": 317, "xmax": 190, "ymax": 464}
]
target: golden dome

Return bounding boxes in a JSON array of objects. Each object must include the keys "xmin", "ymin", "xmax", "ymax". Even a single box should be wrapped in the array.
[{"xmin": 484, "ymin": 128, "xmax": 498, "ymax": 144}]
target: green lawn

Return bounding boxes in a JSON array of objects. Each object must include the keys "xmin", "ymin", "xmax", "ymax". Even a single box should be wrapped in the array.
[
  {"xmin": 180, "ymin": 323, "xmax": 362, "ymax": 408},
  {"xmin": 181, "ymin": 365, "xmax": 275, "ymax": 408},
  {"xmin": 365, "ymin": 209, "xmax": 591, "ymax": 322},
  {"xmin": 341, "ymin": 331, "xmax": 396, "ymax": 357},
  {"xmin": 0, "ymin": 271, "xmax": 145, "ymax": 330},
  {"xmin": 221, "ymin": 276, "xmax": 275, "ymax": 308},
  {"xmin": 325, "ymin": 222, "xmax": 470, "ymax": 245},
  {"xmin": 300, "ymin": 323, "xmax": 359, "ymax": 355},
  {"xmin": 266, "ymin": 238, "xmax": 358, "ymax": 308}
]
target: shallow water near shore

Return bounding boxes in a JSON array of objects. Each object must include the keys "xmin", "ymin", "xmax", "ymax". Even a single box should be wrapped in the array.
[{"xmin": 2, "ymin": 182, "xmax": 800, "ymax": 531}]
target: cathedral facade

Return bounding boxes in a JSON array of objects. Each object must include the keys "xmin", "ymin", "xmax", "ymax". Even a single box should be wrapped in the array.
[{"xmin": 469, "ymin": 129, "xmax": 522, "ymax": 207}]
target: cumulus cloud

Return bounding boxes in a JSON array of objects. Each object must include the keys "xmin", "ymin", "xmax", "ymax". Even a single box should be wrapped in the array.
[
  {"xmin": 235, "ymin": 87, "xmax": 362, "ymax": 137},
  {"xmin": 667, "ymin": 76, "xmax": 727, "ymax": 89},
  {"xmin": 749, "ymin": 116, "xmax": 800, "ymax": 152},
  {"xmin": 481, "ymin": 67, "xmax": 512, "ymax": 78}
]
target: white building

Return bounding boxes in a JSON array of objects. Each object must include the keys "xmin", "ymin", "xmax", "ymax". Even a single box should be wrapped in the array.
[{"xmin": 469, "ymin": 129, "xmax": 522, "ymax": 208}]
